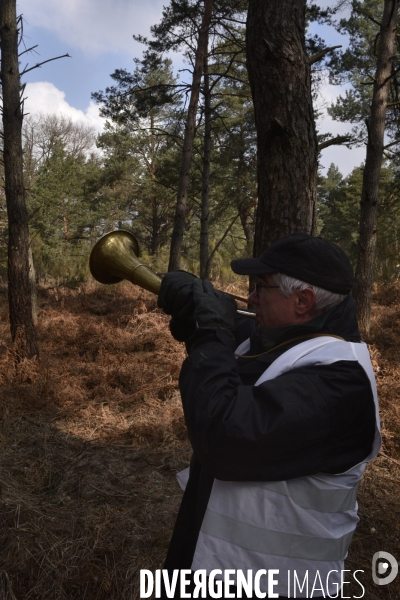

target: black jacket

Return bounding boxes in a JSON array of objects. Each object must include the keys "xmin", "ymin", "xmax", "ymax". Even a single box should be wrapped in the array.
[{"xmin": 164, "ymin": 296, "xmax": 376, "ymax": 571}]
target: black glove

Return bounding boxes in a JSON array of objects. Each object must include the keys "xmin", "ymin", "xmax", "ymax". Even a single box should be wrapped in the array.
[
  {"xmin": 157, "ymin": 270, "xmax": 197, "ymax": 320},
  {"xmin": 192, "ymin": 279, "xmax": 237, "ymax": 332},
  {"xmin": 169, "ymin": 318, "xmax": 196, "ymax": 342}
]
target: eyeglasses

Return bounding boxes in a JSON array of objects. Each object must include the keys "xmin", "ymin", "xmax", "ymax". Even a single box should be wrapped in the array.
[{"xmin": 254, "ymin": 279, "xmax": 279, "ymax": 295}]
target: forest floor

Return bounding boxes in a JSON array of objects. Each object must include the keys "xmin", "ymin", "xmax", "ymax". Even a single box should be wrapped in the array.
[{"xmin": 0, "ymin": 281, "xmax": 399, "ymax": 600}]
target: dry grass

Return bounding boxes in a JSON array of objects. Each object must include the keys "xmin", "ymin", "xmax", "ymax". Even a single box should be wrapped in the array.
[
  {"xmin": 0, "ymin": 283, "xmax": 189, "ymax": 600},
  {"xmin": 0, "ymin": 281, "xmax": 398, "ymax": 599},
  {"xmin": 343, "ymin": 283, "xmax": 400, "ymax": 600}
]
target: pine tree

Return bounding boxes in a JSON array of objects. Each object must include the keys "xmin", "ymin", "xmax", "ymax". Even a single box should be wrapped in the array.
[
  {"xmin": 246, "ymin": 0, "xmax": 319, "ymax": 252},
  {"xmin": 327, "ymin": 0, "xmax": 399, "ymax": 331},
  {"xmin": 318, "ymin": 162, "xmax": 400, "ymax": 282},
  {"xmin": 0, "ymin": 0, "xmax": 38, "ymax": 358},
  {"xmin": 93, "ymin": 55, "xmax": 182, "ymax": 258}
]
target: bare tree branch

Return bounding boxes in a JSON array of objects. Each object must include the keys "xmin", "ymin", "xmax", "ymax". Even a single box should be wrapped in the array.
[
  {"xmin": 20, "ymin": 53, "xmax": 71, "ymax": 76},
  {"xmin": 309, "ymin": 45, "xmax": 342, "ymax": 65},
  {"xmin": 353, "ymin": 6, "xmax": 382, "ymax": 28},
  {"xmin": 318, "ymin": 135, "xmax": 352, "ymax": 150},
  {"xmin": 206, "ymin": 212, "xmax": 241, "ymax": 271},
  {"xmin": 18, "ymin": 44, "xmax": 38, "ymax": 57},
  {"xmin": 379, "ymin": 64, "xmax": 400, "ymax": 88},
  {"xmin": 383, "ymin": 139, "xmax": 400, "ymax": 148}
]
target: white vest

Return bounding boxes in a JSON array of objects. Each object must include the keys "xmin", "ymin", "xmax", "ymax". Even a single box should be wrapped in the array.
[{"xmin": 181, "ymin": 337, "xmax": 381, "ymax": 597}]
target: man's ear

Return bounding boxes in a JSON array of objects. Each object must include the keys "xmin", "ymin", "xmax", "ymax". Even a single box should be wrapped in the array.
[{"xmin": 295, "ymin": 287, "xmax": 316, "ymax": 316}]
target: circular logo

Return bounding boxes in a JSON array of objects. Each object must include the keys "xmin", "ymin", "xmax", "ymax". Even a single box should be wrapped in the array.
[{"xmin": 372, "ymin": 552, "xmax": 398, "ymax": 586}]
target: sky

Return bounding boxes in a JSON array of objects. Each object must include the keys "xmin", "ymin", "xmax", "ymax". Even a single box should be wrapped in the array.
[{"xmin": 16, "ymin": 0, "xmax": 366, "ymax": 177}]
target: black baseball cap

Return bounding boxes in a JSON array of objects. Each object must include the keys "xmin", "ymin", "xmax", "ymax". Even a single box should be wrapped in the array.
[{"xmin": 231, "ymin": 233, "xmax": 354, "ymax": 294}]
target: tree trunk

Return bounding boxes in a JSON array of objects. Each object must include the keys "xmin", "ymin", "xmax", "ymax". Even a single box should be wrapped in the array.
[
  {"xmin": 353, "ymin": 0, "xmax": 399, "ymax": 333},
  {"xmin": 238, "ymin": 200, "xmax": 255, "ymax": 255},
  {"xmin": 199, "ymin": 58, "xmax": 212, "ymax": 280},
  {"xmin": 237, "ymin": 120, "xmax": 255, "ymax": 255},
  {"xmin": 246, "ymin": 0, "xmax": 318, "ymax": 255},
  {"xmin": 28, "ymin": 244, "xmax": 38, "ymax": 325},
  {"xmin": 150, "ymin": 199, "xmax": 160, "ymax": 256},
  {"xmin": 168, "ymin": 0, "xmax": 213, "ymax": 272},
  {"xmin": 0, "ymin": 0, "xmax": 39, "ymax": 359},
  {"xmin": 149, "ymin": 114, "xmax": 160, "ymax": 257}
]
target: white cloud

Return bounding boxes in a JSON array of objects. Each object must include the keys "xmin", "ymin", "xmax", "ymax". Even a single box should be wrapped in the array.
[
  {"xmin": 24, "ymin": 82, "xmax": 106, "ymax": 134},
  {"xmin": 18, "ymin": 0, "xmax": 165, "ymax": 56},
  {"xmin": 316, "ymin": 82, "xmax": 366, "ymax": 177},
  {"xmin": 21, "ymin": 75, "xmax": 365, "ymax": 180}
]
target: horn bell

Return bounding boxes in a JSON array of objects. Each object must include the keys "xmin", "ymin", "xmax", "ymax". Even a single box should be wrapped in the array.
[{"xmin": 89, "ymin": 230, "xmax": 162, "ymax": 294}]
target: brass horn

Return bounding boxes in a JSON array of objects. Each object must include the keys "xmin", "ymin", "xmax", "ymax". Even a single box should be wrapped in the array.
[{"xmin": 89, "ymin": 230, "xmax": 256, "ymax": 318}]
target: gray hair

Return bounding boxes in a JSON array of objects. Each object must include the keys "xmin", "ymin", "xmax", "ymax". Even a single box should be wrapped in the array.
[{"xmin": 272, "ymin": 273, "xmax": 347, "ymax": 314}]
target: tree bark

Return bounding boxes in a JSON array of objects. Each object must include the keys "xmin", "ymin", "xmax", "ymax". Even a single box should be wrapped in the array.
[
  {"xmin": 199, "ymin": 58, "xmax": 212, "ymax": 280},
  {"xmin": 0, "ymin": 0, "xmax": 39, "ymax": 358},
  {"xmin": 353, "ymin": 0, "xmax": 398, "ymax": 334},
  {"xmin": 28, "ymin": 244, "xmax": 38, "ymax": 325},
  {"xmin": 168, "ymin": 0, "xmax": 213, "ymax": 272},
  {"xmin": 238, "ymin": 200, "xmax": 255, "ymax": 255},
  {"xmin": 246, "ymin": 0, "xmax": 318, "ymax": 255},
  {"xmin": 150, "ymin": 197, "xmax": 160, "ymax": 256},
  {"xmin": 237, "ymin": 120, "xmax": 255, "ymax": 255}
]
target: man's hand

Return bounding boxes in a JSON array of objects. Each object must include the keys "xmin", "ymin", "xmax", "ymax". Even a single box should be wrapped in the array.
[
  {"xmin": 193, "ymin": 279, "xmax": 237, "ymax": 332},
  {"xmin": 158, "ymin": 273, "xmax": 237, "ymax": 342},
  {"xmin": 157, "ymin": 270, "xmax": 197, "ymax": 320}
]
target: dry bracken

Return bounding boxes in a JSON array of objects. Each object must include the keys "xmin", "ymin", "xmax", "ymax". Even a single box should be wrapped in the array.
[{"xmin": 0, "ymin": 281, "xmax": 398, "ymax": 599}]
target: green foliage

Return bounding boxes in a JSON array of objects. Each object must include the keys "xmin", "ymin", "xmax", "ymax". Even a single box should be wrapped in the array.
[
  {"xmin": 318, "ymin": 163, "xmax": 361, "ymax": 264},
  {"xmin": 375, "ymin": 168, "xmax": 400, "ymax": 280},
  {"xmin": 94, "ymin": 56, "xmax": 182, "ymax": 255},
  {"xmin": 318, "ymin": 162, "xmax": 400, "ymax": 281},
  {"xmin": 96, "ymin": 119, "xmax": 180, "ymax": 255},
  {"xmin": 91, "ymin": 1, "xmax": 255, "ymax": 274},
  {"xmin": 92, "ymin": 53, "xmax": 180, "ymax": 125},
  {"xmin": 1, "ymin": 0, "xmax": 397, "ymax": 291},
  {"xmin": 139, "ymin": 0, "xmax": 248, "ymax": 57},
  {"xmin": 186, "ymin": 26, "xmax": 257, "ymax": 263},
  {"xmin": 28, "ymin": 143, "xmax": 103, "ymax": 282},
  {"xmin": 327, "ymin": 0, "xmax": 400, "ymax": 146}
]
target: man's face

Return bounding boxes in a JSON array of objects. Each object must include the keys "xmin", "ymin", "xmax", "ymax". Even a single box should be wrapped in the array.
[{"xmin": 247, "ymin": 275, "xmax": 316, "ymax": 328}]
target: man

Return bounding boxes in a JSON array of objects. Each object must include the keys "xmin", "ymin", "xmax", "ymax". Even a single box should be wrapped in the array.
[{"xmin": 157, "ymin": 233, "xmax": 380, "ymax": 599}]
